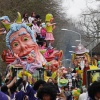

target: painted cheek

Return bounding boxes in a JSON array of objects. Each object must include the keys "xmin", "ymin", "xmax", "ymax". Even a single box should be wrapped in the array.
[{"xmin": 12, "ymin": 46, "xmax": 21, "ymax": 54}]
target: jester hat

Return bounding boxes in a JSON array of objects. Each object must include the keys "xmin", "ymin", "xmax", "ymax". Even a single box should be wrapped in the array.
[
  {"xmin": 74, "ymin": 44, "xmax": 89, "ymax": 55},
  {"xmin": 1, "ymin": 12, "xmax": 36, "ymax": 50},
  {"xmin": 1, "ymin": 12, "xmax": 32, "ymax": 31}
]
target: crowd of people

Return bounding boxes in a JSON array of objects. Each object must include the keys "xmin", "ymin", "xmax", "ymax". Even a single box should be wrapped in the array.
[
  {"xmin": 0, "ymin": 11, "xmax": 100, "ymax": 100},
  {"xmin": 21, "ymin": 11, "xmax": 56, "ymax": 49},
  {"xmin": 0, "ymin": 72, "xmax": 100, "ymax": 100}
]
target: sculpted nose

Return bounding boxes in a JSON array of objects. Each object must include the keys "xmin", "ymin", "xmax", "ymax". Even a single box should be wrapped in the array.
[{"xmin": 20, "ymin": 43, "xmax": 28, "ymax": 50}]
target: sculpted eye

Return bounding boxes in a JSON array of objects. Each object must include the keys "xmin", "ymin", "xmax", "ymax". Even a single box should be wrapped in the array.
[
  {"xmin": 23, "ymin": 37, "xmax": 28, "ymax": 41},
  {"xmin": 13, "ymin": 42, "xmax": 18, "ymax": 47}
]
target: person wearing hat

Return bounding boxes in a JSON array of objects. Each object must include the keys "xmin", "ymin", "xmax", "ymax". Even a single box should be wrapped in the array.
[{"xmin": 56, "ymin": 78, "xmax": 68, "ymax": 100}]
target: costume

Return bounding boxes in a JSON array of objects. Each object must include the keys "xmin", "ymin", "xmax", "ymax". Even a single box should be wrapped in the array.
[
  {"xmin": 15, "ymin": 82, "xmax": 37, "ymax": 100},
  {"xmin": 83, "ymin": 66, "xmax": 90, "ymax": 85},
  {"xmin": 0, "ymin": 91, "xmax": 10, "ymax": 100},
  {"xmin": 72, "ymin": 44, "xmax": 90, "ymax": 86},
  {"xmin": 41, "ymin": 23, "xmax": 46, "ymax": 39},
  {"xmin": 45, "ymin": 13, "xmax": 55, "ymax": 41},
  {"xmin": 45, "ymin": 22, "xmax": 54, "ymax": 40}
]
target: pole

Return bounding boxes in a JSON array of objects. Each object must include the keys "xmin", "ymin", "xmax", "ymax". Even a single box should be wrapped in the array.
[
  {"xmin": 66, "ymin": 29, "xmax": 81, "ymax": 44},
  {"xmin": 61, "ymin": 29, "xmax": 82, "ymax": 44}
]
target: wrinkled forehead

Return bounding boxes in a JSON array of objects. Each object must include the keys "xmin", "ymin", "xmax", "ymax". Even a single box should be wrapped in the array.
[{"xmin": 9, "ymin": 28, "xmax": 30, "ymax": 40}]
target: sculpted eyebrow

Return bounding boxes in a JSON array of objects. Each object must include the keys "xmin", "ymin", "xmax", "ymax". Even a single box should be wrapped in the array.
[
  {"xmin": 10, "ymin": 37, "xmax": 16, "ymax": 43},
  {"xmin": 10, "ymin": 32, "xmax": 27, "ymax": 43},
  {"xmin": 18, "ymin": 32, "xmax": 27, "ymax": 36}
]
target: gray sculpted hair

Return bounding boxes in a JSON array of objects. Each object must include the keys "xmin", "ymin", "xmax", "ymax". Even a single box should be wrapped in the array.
[{"xmin": 6, "ymin": 23, "xmax": 36, "ymax": 50}]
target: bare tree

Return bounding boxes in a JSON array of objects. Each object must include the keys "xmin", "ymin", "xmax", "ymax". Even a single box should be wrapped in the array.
[{"xmin": 77, "ymin": 8, "xmax": 100, "ymax": 39}]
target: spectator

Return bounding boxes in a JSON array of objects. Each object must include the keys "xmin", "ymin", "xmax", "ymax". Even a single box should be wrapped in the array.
[
  {"xmin": 33, "ymin": 80, "xmax": 46, "ymax": 91},
  {"xmin": 36, "ymin": 21, "xmax": 44, "ymax": 46},
  {"xmin": 1, "ymin": 77, "xmax": 17, "ymax": 95},
  {"xmin": 15, "ymin": 76, "xmax": 37, "ymax": 100},
  {"xmin": 28, "ymin": 11, "xmax": 36, "ymax": 23},
  {"xmin": 22, "ymin": 13, "xmax": 29, "ymax": 24},
  {"xmin": 0, "ymin": 73, "xmax": 2, "ymax": 87},
  {"xmin": 64, "ymin": 86, "xmax": 72, "ymax": 100},
  {"xmin": 41, "ymin": 40, "xmax": 47, "ymax": 49},
  {"xmin": 79, "ymin": 87, "xmax": 87, "ymax": 100},
  {"xmin": 88, "ymin": 81, "xmax": 100, "ymax": 100},
  {"xmin": 0, "ymin": 91, "xmax": 10, "ymax": 100},
  {"xmin": 37, "ymin": 83, "xmax": 57, "ymax": 100},
  {"xmin": 32, "ymin": 18, "xmax": 38, "ymax": 33},
  {"xmin": 47, "ymin": 78, "xmax": 54, "ymax": 84},
  {"xmin": 36, "ymin": 21, "xmax": 42, "ymax": 35},
  {"xmin": 35, "ymin": 14, "xmax": 41, "ymax": 22},
  {"xmin": 41, "ymin": 22, "xmax": 46, "ymax": 39}
]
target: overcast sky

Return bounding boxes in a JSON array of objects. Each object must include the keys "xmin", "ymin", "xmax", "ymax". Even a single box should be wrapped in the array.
[{"xmin": 59, "ymin": 0, "xmax": 100, "ymax": 19}]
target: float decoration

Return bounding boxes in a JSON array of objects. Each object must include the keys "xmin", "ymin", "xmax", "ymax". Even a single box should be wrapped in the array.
[
  {"xmin": 0, "ymin": 12, "xmax": 64, "ymax": 83},
  {"xmin": 72, "ymin": 43, "xmax": 90, "ymax": 86}
]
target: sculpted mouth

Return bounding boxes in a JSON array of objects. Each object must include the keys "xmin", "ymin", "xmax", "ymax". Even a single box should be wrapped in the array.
[
  {"xmin": 20, "ymin": 51, "xmax": 31, "ymax": 57},
  {"xmin": 27, "ymin": 58, "xmax": 33, "ymax": 62},
  {"xmin": 20, "ymin": 50, "xmax": 35, "ymax": 58},
  {"xmin": 19, "ymin": 48, "xmax": 32, "ymax": 56}
]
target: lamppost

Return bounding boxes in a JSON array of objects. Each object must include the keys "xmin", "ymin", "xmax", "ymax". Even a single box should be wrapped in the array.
[{"xmin": 61, "ymin": 28, "xmax": 82, "ymax": 45}]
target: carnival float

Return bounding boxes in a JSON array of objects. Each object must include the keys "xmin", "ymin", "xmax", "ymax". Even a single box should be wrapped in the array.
[
  {"xmin": 71, "ymin": 43, "xmax": 100, "ymax": 87},
  {"xmin": 0, "ymin": 12, "xmax": 99, "ymax": 88},
  {"xmin": 0, "ymin": 12, "xmax": 64, "ymax": 84}
]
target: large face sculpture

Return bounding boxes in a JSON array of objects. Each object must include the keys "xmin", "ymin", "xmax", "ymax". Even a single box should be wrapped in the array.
[
  {"xmin": 9, "ymin": 28, "xmax": 37, "ymax": 57},
  {"xmin": 72, "ymin": 44, "xmax": 90, "ymax": 70},
  {"xmin": 6, "ymin": 23, "xmax": 46, "ymax": 63}
]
